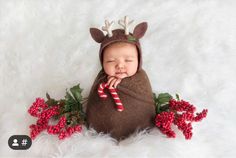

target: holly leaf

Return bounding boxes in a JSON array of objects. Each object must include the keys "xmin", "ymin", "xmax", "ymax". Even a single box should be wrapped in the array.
[
  {"xmin": 70, "ymin": 84, "xmax": 83, "ymax": 102},
  {"xmin": 64, "ymin": 91, "xmax": 77, "ymax": 112},
  {"xmin": 176, "ymin": 93, "xmax": 180, "ymax": 101},
  {"xmin": 45, "ymin": 92, "xmax": 58, "ymax": 107},
  {"xmin": 45, "ymin": 84, "xmax": 85, "ymax": 125},
  {"xmin": 153, "ymin": 93, "xmax": 173, "ymax": 114},
  {"xmin": 70, "ymin": 84, "xmax": 85, "ymax": 116},
  {"xmin": 157, "ymin": 93, "xmax": 173, "ymax": 105},
  {"xmin": 153, "ymin": 93, "xmax": 160, "ymax": 114}
]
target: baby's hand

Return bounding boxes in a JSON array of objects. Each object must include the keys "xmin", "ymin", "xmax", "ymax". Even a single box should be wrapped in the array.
[{"xmin": 107, "ymin": 76, "xmax": 122, "ymax": 89}]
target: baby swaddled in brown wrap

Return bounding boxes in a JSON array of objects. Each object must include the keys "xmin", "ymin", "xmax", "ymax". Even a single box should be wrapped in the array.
[{"xmin": 86, "ymin": 16, "xmax": 156, "ymax": 140}]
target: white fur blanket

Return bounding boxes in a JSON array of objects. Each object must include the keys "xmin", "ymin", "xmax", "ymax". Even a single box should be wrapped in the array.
[{"xmin": 1, "ymin": 0, "xmax": 236, "ymax": 157}]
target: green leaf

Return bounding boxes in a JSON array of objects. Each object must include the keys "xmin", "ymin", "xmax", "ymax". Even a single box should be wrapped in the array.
[
  {"xmin": 159, "ymin": 104, "xmax": 170, "ymax": 112},
  {"xmin": 45, "ymin": 92, "xmax": 58, "ymax": 107},
  {"xmin": 64, "ymin": 91, "xmax": 77, "ymax": 112},
  {"xmin": 176, "ymin": 93, "xmax": 180, "ymax": 101},
  {"xmin": 157, "ymin": 93, "xmax": 173, "ymax": 105},
  {"xmin": 70, "ymin": 84, "xmax": 83, "ymax": 102},
  {"xmin": 70, "ymin": 84, "xmax": 85, "ymax": 117},
  {"xmin": 64, "ymin": 113, "xmax": 71, "ymax": 125},
  {"xmin": 153, "ymin": 93, "xmax": 160, "ymax": 113},
  {"xmin": 153, "ymin": 93, "xmax": 174, "ymax": 114},
  {"xmin": 128, "ymin": 35, "xmax": 136, "ymax": 42},
  {"xmin": 46, "ymin": 93, "xmax": 50, "ymax": 100},
  {"xmin": 44, "ymin": 84, "xmax": 86, "ymax": 125}
]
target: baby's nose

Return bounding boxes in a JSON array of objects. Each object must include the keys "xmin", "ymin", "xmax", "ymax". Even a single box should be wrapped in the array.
[{"xmin": 116, "ymin": 62, "xmax": 125, "ymax": 69}]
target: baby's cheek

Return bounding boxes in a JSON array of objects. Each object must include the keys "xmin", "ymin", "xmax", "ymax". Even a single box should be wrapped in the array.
[
  {"xmin": 104, "ymin": 66, "xmax": 115, "ymax": 76},
  {"xmin": 128, "ymin": 68, "xmax": 138, "ymax": 76}
]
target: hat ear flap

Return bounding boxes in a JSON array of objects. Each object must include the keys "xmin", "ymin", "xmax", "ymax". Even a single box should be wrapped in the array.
[
  {"xmin": 133, "ymin": 22, "xmax": 148, "ymax": 39},
  {"xmin": 90, "ymin": 28, "xmax": 105, "ymax": 43}
]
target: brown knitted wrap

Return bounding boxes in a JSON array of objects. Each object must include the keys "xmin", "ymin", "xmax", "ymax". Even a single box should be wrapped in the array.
[
  {"xmin": 87, "ymin": 18, "xmax": 155, "ymax": 140},
  {"xmin": 86, "ymin": 69, "xmax": 156, "ymax": 140}
]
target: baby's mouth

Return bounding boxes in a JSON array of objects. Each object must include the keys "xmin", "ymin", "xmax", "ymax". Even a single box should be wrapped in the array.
[
  {"xmin": 115, "ymin": 72, "xmax": 126, "ymax": 75},
  {"xmin": 115, "ymin": 72, "xmax": 128, "ymax": 79}
]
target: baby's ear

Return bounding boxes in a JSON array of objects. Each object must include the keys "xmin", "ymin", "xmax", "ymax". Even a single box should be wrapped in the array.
[
  {"xmin": 90, "ymin": 28, "xmax": 105, "ymax": 43},
  {"xmin": 133, "ymin": 22, "xmax": 148, "ymax": 39}
]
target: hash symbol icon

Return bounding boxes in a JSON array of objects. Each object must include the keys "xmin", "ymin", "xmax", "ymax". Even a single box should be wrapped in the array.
[{"xmin": 21, "ymin": 139, "xmax": 27, "ymax": 146}]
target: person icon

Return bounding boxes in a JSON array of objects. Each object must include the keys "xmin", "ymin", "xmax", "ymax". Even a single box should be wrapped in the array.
[{"xmin": 12, "ymin": 139, "xmax": 19, "ymax": 146}]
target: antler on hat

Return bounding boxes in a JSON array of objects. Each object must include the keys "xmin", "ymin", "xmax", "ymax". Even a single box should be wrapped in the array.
[
  {"xmin": 118, "ymin": 16, "xmax": 134, "ymax": 35},
  {"xmin": 102, "ymin": 20, "xmax": 114, "ymax": 37}
]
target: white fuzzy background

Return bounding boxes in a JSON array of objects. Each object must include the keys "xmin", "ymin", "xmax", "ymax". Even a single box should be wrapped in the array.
[{"xmin": 1, "ymin": 0, "xmax": 236, "ymax": 157}]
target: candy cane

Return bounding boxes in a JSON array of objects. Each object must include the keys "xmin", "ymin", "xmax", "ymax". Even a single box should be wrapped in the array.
[{"xmin": 98, "ymin": 83, "xmax": 124, "ymax": 112}]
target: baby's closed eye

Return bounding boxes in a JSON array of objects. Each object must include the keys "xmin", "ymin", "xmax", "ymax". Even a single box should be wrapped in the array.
[
  {"xmin": 125, "ymin": 59, "xmax": 133, "ymax": 62},
  {"xmin": 106, "ymin": 60, "xmax": 115, "ymax": 63}
]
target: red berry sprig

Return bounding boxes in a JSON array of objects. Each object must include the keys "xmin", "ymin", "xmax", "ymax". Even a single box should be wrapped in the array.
[
  {"xmin": 28, "ymin": 98, "xmax": 83, "ymax": 140},
  {"xmin": 28, "ymin": 98, "xmax": 48, "ymax": 117},
  {"xmin": 155, "ymin": 112, "xmax": 176, "ymax": 138},
  {"xmin": 155, "ymin": 94, "xmax": 208, "ymax": 140},
  {"xmin": 58, "ymin": 125, "xmax": 82, "ymax": 140}
]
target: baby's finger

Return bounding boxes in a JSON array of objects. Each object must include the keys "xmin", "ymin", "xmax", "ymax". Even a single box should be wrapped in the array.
[
  {"xmin": 114, "ymin": 79, "xmax": 121, "ymax": 88},
  {"xmin": 107, "ymin": 77, "xmax": 116, "ymax": 87},
  {"xmin": 109, "ymin": 78, "xmax": 117, "ymax": 89},
  {"xmin": 107, "ymin": 76, "xmax": 115, "ymax": 85}
]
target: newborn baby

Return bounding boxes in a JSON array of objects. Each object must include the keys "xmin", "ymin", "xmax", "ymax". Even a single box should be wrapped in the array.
[{"xmin": 86, "ymin": 17, "xmax": 156, "ymax": 140}]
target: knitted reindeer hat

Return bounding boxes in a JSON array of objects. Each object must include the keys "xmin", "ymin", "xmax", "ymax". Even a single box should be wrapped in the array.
[{"xmin": 90, "ymin": 16, "xmax": 148, "ymax": 70}]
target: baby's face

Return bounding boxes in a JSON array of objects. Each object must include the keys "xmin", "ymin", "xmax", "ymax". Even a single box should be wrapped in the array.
[{"xmin": 103, "ymin": 42, "xmax": 138, "ymax": 79}]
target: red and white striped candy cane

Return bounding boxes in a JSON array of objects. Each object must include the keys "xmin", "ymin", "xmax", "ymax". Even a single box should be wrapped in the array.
[{"xmin": 98, "ymin": 83, "xmax": 124, "ymax": 112}]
